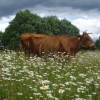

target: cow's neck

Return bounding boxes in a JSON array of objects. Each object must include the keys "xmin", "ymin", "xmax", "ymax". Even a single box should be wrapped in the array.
[
  {"xmin": 76, "ymin": 37, "xmax": 81, "ymax": 51},
  {"xmin": 78, "ymin": 39, "xmax": 88, "ymax": 50}
]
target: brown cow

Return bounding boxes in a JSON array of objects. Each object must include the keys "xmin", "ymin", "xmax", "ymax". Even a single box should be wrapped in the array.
[
  {"xmin": 29, "ymin": 32, "xmax": 95, "ymax": 57},
  {"xmin": 20, "ymin": 32, "xmax": 95, "ymax": 57}
]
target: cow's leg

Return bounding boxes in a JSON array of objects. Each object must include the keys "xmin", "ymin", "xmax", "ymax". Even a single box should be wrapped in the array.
[
  {"xmin": 38, "ymin": 44, "xmax": 43, "ymax": 56},
  {"xmin": 71, "ymin": 48, "xmax": 75, "ymax": 57},
  {"xmin": 67, "ymin": 47, "xmax": 74, "ymax": 60},
  {"xmin": 28, "ymin": 48, "xmax": 33, "ymax": 58}
]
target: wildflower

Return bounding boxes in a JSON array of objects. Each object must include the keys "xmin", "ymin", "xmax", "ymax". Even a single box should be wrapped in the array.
[
  {"xmin": 74, "ymin": 97, "xmax": 86, "ymax": 100},
  {"xmin": 41, "ymin": 80, "xmax": 50, "ymax": 85},
  {"xmin": 17, "ymin": 93, "xmax": 23, "ymax": 96},
  {"xmin": 33, "ymin": 93, "xmax": 41, "ymax": 96},
  {"xmin": 92, "ymin": 92, "xmax": 96, "ymax": 95},
  {"xmin": 79, "ymin": 73, "xmax": 87, "ymax": 78},
  {"xmin": 40, "ymin": 85, "xmax": 49, "ymax": 90},
  {"xmin": 29, "ymin": 97, "xmax": 33, "ymax": 99},
  {"xmin": 77, "ymin": 86, "xmax": 86, "ymax": 93},
  {"xmin": 52, "ymin": 84, "xmax": 58, "ymax": 88},
  {"xmin": 85, "ymin": 77, "xmax": 94, "ymax": 84},
  {"xmin": 47, "ymin": 93, "xmax": 54, "ymax": 99},
  {"xmin": 70, "ymin": 76, "xmax": 76, "ymax": 80},
  {"xmin": 94, "ymin": 83, "xmax": 99, "ymax": 88},
  {"xmin": 58, "ymin": 89, "xmax": 65, "ymax": 94},
  {"xmin": 65, "ymin": 82, "xmax": 69, "ymax": 85}
]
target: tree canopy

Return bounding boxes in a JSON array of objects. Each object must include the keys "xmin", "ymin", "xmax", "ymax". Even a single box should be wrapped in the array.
[{"xmin": 2, "ymin": 10, "xmax": 79, "ymax": 50}]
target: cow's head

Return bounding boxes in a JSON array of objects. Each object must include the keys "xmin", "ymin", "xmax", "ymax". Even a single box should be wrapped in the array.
[{"xmin": 78, "ymin": 32, "xmax": 96, "ymax": 50}]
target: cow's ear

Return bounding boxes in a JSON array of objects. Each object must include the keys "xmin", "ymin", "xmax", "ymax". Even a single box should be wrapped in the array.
[{"xmin": 77, "ymin": 35, "xmax": 81, "ymax": 40}]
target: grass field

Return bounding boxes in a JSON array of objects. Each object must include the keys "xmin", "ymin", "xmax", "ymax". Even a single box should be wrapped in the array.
[{"xmin": 0, "ymin": 50, "xmax": 100, "ymax": 100}]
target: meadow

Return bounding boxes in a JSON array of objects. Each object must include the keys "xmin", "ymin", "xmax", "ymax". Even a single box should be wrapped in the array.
[{"xmin": 0, "ymin": 50, "xmax": 100, "ymax": 100}]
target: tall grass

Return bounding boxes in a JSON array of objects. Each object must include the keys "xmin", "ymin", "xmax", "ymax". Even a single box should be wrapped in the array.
[{"xmin": 0, "ymin": 50, "xmax": 100, "ymax": 100}]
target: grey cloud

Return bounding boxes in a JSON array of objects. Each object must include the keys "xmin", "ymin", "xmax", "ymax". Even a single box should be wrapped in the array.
[
  {"xmin": 0, "ymin": 0, "xmax": 42, "ymax": 17},
  {"xmin": 38, "ymin": 0, "xmax": 100, "ymax": 10},
  {"xmin": 0, "ymin": 0, "xmax": 100, "ymax": 17}
]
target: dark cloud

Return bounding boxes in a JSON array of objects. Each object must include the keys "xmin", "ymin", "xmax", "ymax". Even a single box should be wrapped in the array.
[
  {"xmin": 0, "ymin": 0, "xmax": 42, "ymax": 17},
  {"xmin": 0, "ymin": 0, "xmax": 100, "ymax": 17}
]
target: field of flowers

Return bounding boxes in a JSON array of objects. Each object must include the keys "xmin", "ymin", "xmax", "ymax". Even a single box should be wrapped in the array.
[{"xmin": 0, "ymin": 50, "xmax": 100, "ymax": 100}]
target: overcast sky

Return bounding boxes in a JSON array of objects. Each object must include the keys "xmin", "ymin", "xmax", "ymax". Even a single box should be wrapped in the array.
[{"xmin": 0, "ymin": 0, "xmax": 100, "ymax": 40}]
